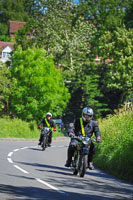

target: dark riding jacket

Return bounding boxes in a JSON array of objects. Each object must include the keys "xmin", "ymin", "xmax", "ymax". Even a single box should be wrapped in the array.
[
  {"xmin": 39, "ymin": 118, "xmax": 56, "ymax": 129},
  {"xmin": 68, "ymin": 118, "xmax": 101, "ymax": 138}
]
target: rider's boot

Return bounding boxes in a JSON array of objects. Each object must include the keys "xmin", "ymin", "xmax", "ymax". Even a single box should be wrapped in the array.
[
  {"xmin": 65, "ymin": 160, "xmax": 71, "ymax": 167},
  {"xmin": 88, "ymin": 162, "xmax": 94, "ymax": 170}
]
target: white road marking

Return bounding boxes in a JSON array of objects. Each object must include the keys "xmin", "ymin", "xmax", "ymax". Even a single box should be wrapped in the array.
[
  {"xmin": 20, "ymin": 147, "xmax": 28, "ymax": 150},
  {"xmin": 36, "ymin": 178, "xmax": 65, "ymax": 194},
  {"xmin": 8, "ymin": 152, "xmax": 13, "ymax": 157},
  {"xmin": 14, "ymin": 165, "xmax": 29, "ymax": 174},
  {"xmin": 7, "ymin": 145, "xmax": 66, "ymax": 195},
  {"xmin": 13, "ymin": 149, "xmax": 19, "ymax": 152},
  {"xmin": 8, "ymin": 157, "xmax": 13, "ymax": 163}
]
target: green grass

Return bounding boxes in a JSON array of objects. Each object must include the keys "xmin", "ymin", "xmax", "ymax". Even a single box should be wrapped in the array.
[
  {"xmin": 0, "ymin": 117, "xmax": 64, "ymax": 139},
  {"xmin": 94, "ymin": 108, "xmax": 133, "ymax": 182}
]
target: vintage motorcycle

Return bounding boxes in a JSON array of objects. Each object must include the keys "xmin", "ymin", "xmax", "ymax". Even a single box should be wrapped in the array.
[
  {"xmin": 71, "ymin": 136, "xmax": 96, "ymax": 177},
  {"xmin": 41, "ymin": 127, "xmax": 51, "ymax": 151}
]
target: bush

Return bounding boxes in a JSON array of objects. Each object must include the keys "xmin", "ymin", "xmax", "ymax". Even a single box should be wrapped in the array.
[
  {"xmin": 0, "ymin": 117, "xmax": 39, "ymax": 138},
  {"xmin": 0, "ymin": 117, "xmax": 64, "ymax": 139},
  {"xmin": 94, "ymin": 108, "xmax": 133, "ymax": 182}
]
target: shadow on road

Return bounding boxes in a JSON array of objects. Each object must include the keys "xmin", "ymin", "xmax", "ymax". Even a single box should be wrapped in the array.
[
  {"xmin": 0, "ymin": 183, "xmax": 125, "ymax": 200},
  {"xmin": 13, "ymin": 161, "xmax": 133, "ymax": 199}
]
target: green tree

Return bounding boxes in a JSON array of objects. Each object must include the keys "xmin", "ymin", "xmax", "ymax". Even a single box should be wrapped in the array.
[
  {"xmin": 16, "ymin": 1, "xmax": 104, "ymax": 119},
  {"xmin": 77, "ymin": 0, "xmax": 133, "ymax": 57},
  {"xmin": 0, "ymin": 62, "xmax": 11, "ymax": 115},
  {"xmin": 78, "ymin": 0, "xmax": 132, "ymax": 30},
  {"xmin": 124, "ymin": 1, "xmax": 133, "ymax": 29},
  {"xmin": 97, "ymin": 26, "xmax": 133, "ymax": 112},
  {"xmin": 10, "ymin": 47, "xmax": 70, "ymax": 121},
  {"xmin": 63, "ymin": 62, "xmax": 104, "ymax": 121}
]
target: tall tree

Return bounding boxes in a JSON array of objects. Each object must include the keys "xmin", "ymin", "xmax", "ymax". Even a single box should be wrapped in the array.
[
  {"xmin": 97, "ymin": 26, "xmax": 133, "ymax": 113},
  {"xmin": 9, "ymin": 46, "xmax": 70, "ymax": 121},
  {"xmin": 77, "ymin": 0, "xmax": 133, "ymax": 56},
  {"xmin": 0, "ymin": 62, "xmax": 11, "ymax": 116}
]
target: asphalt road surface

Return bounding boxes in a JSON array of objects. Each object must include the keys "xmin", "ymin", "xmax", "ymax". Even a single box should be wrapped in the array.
[{"xmin": 0, "ymin": 138, "xmax": 133, "ymax": 200}]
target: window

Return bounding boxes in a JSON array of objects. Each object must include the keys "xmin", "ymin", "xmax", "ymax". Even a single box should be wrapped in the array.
[{"xmin": 2, "ymin": 52, "xmax": 11, "ymax": 58}]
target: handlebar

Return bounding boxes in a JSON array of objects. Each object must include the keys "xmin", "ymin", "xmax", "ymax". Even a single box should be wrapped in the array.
[{"xmin": 71, "ymin": 135, "xmax": 97, "ymax": 142}]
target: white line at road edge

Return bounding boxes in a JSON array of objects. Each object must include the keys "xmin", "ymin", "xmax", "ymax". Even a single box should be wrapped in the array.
[
  {"xmin": 8, "ymin": 157, "xmax": 13, "ymax": 163},
  {"xmin": 8, "ymin": 152, "xmax": 13, "ymax": 157},
  {"xmin": 7, "ymin": 146, "xmax": 66, "ymax": 195},
  {"xmin": 14, "ymin": 165, "xmax": 29, "ymax": 174},
  {"xmin": 36, "ymin": 178, "xmax": 65, "ymax": 194}
]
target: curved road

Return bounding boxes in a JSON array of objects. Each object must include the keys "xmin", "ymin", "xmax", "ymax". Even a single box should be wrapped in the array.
[{"xmin": 0, "ymin": 138, "xmax": 132, "ymax": 200}]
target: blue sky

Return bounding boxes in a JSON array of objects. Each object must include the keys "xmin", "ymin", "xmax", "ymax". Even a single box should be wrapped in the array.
[{"xmin": 74, "ymin": 0, "xmax": 79, "ymax": 4}]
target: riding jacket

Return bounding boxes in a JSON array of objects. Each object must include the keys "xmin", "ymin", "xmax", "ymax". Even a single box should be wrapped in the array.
[
  {"xmin": 68, "ymin": 118, "xmax": 101, "ymax": 138},
  {"xmin": 39, "ymin": 118, "xmax": 56, "ymax": 129}
]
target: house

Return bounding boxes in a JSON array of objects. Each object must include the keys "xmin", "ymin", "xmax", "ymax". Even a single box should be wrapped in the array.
[
  {"xmin": 9, "ymin": 20, "xmax": 26, "ymax": 39},
  {"xmin": 0, "ymin": 21, "xmax": 26, "ymax": 63},
  {"xmin": 0, "ymin": 41, "xmax": 14, "ymax": 63}
]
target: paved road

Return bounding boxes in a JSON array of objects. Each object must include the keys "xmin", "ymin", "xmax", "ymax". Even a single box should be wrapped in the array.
[{"xmin": 0, "ymin": 138, "xmax": 133, "ymax": 200}]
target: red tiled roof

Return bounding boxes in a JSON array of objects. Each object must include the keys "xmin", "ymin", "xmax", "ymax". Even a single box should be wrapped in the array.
[
  {"xmin": 0, "ymin": 41, "xmax": 14, "ymax": 51},
  {"xmin": 9, "ymin": 20, "xmax": 26, "ymax": 33}
]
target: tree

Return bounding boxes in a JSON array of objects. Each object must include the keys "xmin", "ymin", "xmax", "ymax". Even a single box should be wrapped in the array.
[
  {"xmin": 78, "ymin": 0, "xmax": 132, "ymax": 30},
  {"xmin": 97, "ymin": 26, "xmax": 133, "ymax": 112},
  {"xmin": 16, "ymin": 1, "xmax": 104, "ymax": 119},
  {"xmin": 9, "ymin": 47, "xmax": 70, "ymax": 121},
  {"xmin": 0, "ymin": 62, "xmax": 11, "ymax": 115},
  {"xmin": 77, "ymin": 0, "xmax": 133, "ymax": 57}
]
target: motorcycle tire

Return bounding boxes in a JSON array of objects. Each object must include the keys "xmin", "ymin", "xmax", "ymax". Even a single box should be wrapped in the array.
[
  {"xmin": 72, "ymin": 153, "xmax": 78, "ymax": 175},
  {"xmin": 42, "ymin": 135, "xmax": 47, "ymax": 151},
  {"xmin": 79, "ymin": 155, "xmax": 87, "ymax": 177}
]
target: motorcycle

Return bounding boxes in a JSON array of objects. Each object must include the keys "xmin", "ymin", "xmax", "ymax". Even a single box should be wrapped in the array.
[
  {"xmin": 41, "ymin": 127, "xmax": 51, "ymax": 151},
  {"xmin": 71, "ymin": 136, "xmax": 96, "ymax": 177}
]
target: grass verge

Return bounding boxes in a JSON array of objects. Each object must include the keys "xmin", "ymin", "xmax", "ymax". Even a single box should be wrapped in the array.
[{"xmin": 94, "ymin": 109, "xmax": 133, "ymax": 182}]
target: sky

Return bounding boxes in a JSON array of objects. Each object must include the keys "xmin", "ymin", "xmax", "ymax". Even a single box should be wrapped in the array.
[{"xmin": 73, "ymin": 0, "xmax": 79, "ymax": 4}]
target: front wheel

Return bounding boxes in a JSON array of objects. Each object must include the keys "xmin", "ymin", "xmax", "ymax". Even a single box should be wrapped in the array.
[
  {"xmin": 42, "ymin": 135, "xmax": 47, "ymax": 151},
  {"xmin": 72, "ymin": 152, "xmax": 78, "ymax": 175},
  {"xmin": 79, "ymin": 155, "xmax": 88, "ymax": 177}
]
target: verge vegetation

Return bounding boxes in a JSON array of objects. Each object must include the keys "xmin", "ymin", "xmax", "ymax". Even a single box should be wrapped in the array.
[
  {"xmin": 0, "ymin": 117, "xmax": 64, "ymax": 139},
  {"xmin": 94, "ymin": 108, "xmax": 133, "ymax": 182}
]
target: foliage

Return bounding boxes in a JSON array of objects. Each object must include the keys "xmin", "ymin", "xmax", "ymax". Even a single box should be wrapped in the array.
[
  {"xmin": 63, "ymin": 62, "xmax": 104, "ymax": 121},
  {"xmin": 0, "ymin": 117, "xmax": 39, "ymax": 138},
  {"xmin": 78, "ymin": 0, "xmax": 133, "ymax": 57},
  {"xmin": 124, "ymin": 1, "xmax": 133, "ymax": 29},
  {"xmin": 97, "ymin": 26, "xmax": 133, "ymax": 112},
  {"xmin": 0, "ymin": 63, "xmax": 11, "ymax": 115},
  {"xmin": 0, "ymin": 117, "xmax": 64, "ymax": 138},
  {"xmin": 9, "ymin": 46, "xmax": 70, "ymax": 121},
  {"xmin": 16, "ymin": 0, "xmax": 105, "ymax": 119},
  {"xmin": 78, "ymin": 0, "xmax": 132, "ymax": 31},
  {"xmin": 0, "ymin": 0, "xmax": 133, "ymax": 121},
  {"xmin": 0, "ymin": 0, "xmax": 30, "ymax": 38},
  {"xmin": 94, "ymin": 108, "xmax": 133, "ymax": 182}
]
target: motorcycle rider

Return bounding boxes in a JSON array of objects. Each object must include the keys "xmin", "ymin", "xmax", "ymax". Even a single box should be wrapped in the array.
[
  {"xmin": 65, "ymin": 107, "xmax": 101, "ymax": 170},
  {"xmin": 38, "ymin": 112, "xmax": 56, "ymax": 147}
]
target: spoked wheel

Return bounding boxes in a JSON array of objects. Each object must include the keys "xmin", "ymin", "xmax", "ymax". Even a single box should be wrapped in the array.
[
  {"xmin": 79, "ymin": 155, "xmax": 88, "ymax": 177},
  {"xmin": 72, "ymin": 153, "xmax": 78, "ymax": 175},
  {"xmin": 42, "ymin": 135, "xmax": 47, "ymax": 151}
]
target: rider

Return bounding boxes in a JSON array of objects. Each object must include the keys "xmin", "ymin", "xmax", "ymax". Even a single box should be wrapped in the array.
[
  {"xmin": 38, "ymin": 112, "xmax": 56, "ymax": 147},
  {"xmin": 65, "ymin": 107, "xmax": 101, "ymax": 170}
]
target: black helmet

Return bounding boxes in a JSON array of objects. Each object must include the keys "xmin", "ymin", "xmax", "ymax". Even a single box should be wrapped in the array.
[{"xmin": 82, "ymin": 107, "xmax": 93, "ymax": 122}]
